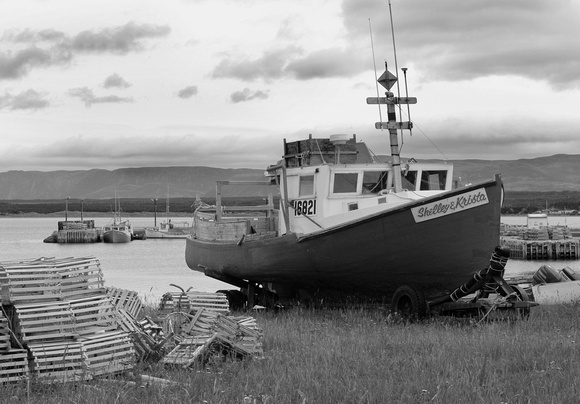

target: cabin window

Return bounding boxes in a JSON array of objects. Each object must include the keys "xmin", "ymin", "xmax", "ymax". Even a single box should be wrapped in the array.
[
  {"xmin": 333, "ymin": 173, "xmax": 358, "ymax": 193},
  {"xmin": 420, "ymin": 170, "xmax": 447, "ymax": 191},
  {"xmin": 362, "ymin": 171, "xmax": 389, "ymax": 194},
  {"xmin": 402, "ymin": 171, "xmax": 417, "ymax": 190},
  {"xmin": 299, "ymin": 175, "xmax": 314, "ymax": 196}
]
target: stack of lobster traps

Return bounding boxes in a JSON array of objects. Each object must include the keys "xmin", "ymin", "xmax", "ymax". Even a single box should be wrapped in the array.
[
  {"xmin": 0, "ymin": 256, "xmax": 135, "ymax": 383},
  {"xmin": 0, "ymin": 257, "xmax": 264, "ymax": 384},
  {"xmin": 159, "ymin": 289, "xmax": 263, "ymax": 367}
]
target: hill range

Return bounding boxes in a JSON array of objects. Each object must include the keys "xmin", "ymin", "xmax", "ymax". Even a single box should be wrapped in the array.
[{"xmin": 0, "ymin": 154, "xmax": 579, "ymax": 200}]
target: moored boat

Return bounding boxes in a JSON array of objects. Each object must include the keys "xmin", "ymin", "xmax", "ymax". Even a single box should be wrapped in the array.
[
  {"xmin": 145, "ymin": 195, "xmax": 194, "ymax": 239},
  {"xmin": 103, "ymin": 192, "xmax": 132, "ymax": 243},
  {"xmin": 145, "ymin": 220, "xmax": 193, "ymax": 239},
  {"xmin": 185, "ymin": 59, "xmax": 504, "ymax": 307},
  {"xmin": 103, "ymin": 220, "xmax": 132, "ymax": 243}
]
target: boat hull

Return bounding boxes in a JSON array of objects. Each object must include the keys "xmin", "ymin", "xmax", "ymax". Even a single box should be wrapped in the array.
[
  {"xmin": 103, "ymin": 229, "xmax": 132, "ymax": 243},
  {"xmin": 185, "ymin": 176, "xmax": 503, "ymax": 300}
]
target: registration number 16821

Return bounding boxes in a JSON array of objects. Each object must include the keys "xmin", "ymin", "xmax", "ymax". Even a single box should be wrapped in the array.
[{"xmin": 292, "ymin": 199, "xmax": 317, "ymax": 216}]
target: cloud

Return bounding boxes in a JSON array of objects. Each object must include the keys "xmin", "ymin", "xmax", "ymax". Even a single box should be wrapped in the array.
[
  {"xmin": 67, "ymin": 87, "xmax": 134, "ymax": 107},
  {"xmin": 3, "ymin": 28, "xmax": 67, "ymax": 43},
  {"xmin": 211, "ymin": 44, "xmax": 370, "ymax": 82},
  {"xmin": 230, "ymin": 88, "xmax": 268, "ymax": 103},
  {"xmin": 0, "ymin": 22, "xmax": 170, "ymax": 80},
  {"xmin": 0, "ymin": 89, "xmax": 49, "ymax": 110},
  {"xmin": 0, "ymin": 47, "xmax": 64, "ymax": 79},
  {"xmin": 177, "ymin": 85, "xmax": 198, "ymax": 99},
  {"xmin": 70, "ymin": 22, "xmax": 171, "ymax": 55},
  {"xmin": 286, "ymin": 48, "xmax": 367, "ymax": 79},
  {"xmin": 0, "ymin": 132, "xmax": 281, "ymax": 171},
  {"xmin": 341, "ymin": 0, "xmax": 580, "ymax": 90},
  {"xmin": 102, "ymin": 73, "xmax": 132, "ymax": 89},
  {"xmin": 212, "ymin": 46, "xmax": 302, "ymax": 81}
]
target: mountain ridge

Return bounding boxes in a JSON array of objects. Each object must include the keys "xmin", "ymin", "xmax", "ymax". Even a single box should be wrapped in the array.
[{"xmin": 1, "ymin": 154, "xmax": 578, "ymax": 200}]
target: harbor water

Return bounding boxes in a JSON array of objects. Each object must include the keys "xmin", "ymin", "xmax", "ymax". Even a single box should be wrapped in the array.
[
  {"xmin": 0, "ymin": 216, "xmax": 230, "ymax": 303},
  {"xmin": 0, "ymin": 216, "xmax": 578, "ymax": 302}
]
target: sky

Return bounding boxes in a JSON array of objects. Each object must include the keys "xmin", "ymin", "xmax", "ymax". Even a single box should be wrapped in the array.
[{"xmin": 1, "ymin": 0, "xmax": 579, "ymax": 172}]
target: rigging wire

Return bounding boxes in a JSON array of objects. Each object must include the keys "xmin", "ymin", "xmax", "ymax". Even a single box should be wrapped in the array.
[
  {"xmin": 368, "ymin": 18, "xmax": 383, "ymax": 128},
  {"xmin": 385, "ymin": 0, "xmax": 446, "ymax": 161},
  {"xmin": 388, "ymin": 0, "xmax": 404, "ymax": 151},
  {"xmin": 396, "ymin": 107, "xmax": 449, "ymax": 160}
]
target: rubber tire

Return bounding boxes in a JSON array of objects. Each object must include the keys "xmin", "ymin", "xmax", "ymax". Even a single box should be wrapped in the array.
[
  {"xmin": 391, "ymin": 285, "xmax": 428, "ymax": 320},
  {"xmin": 512, "ymin": 284, "xmax": 530, "ymax": 319}
]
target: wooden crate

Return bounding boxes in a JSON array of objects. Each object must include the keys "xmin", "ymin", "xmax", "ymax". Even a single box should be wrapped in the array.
[
  {"xmin": 0, "ymin": 311, "xmax": 11, "ymax": 351},
  {"xmin": 115, "ymin": 308, "xmax": 159, "ymax": 361},
  {"xmin": 214, "ymin": 315, "xmax": 263, "ymax": 358},
  {"xmin": 162, "ymin": 335, "xmax": 212, "ymax": 366},
  {"xmin": 107, "ymin": 287, "xmax": 143, "ymax": 319},
  {"xmin": 0, "ymin": 256, "xmax": 105, "ymax": 304},
  {"xmin": 80, "ymin": 330, "xmax": 135, "ymax": 376},
  {"xmin": 15, "ymin": 300, "xmax": 78, "ymax": 344},
  {"xmin": 138, "ymin": 316, "xmax": 163, "ymax": 340},
  {"xmin": 14, "ymin": 293, "xmax": 117, "ymax": 344},
  {"xmin": 182, "ymin": 308, "xmax": 219, "ymax": 335},
  {"xmin": 186, "ymin": 292, "xmax": 229, "ymax": 313},
  {"xmin": 159, "ymin": 292, "xmax": 190, "ymax": 313},
  {"xmin": 69, "ymin": 295, "xmax": 118, "ymax": 336},
  {"xmin": 0, "ymin": 349, "xmax": 28, "ymax": 383},
  {"xmin": 159, "ymin": 291, "xmax": 229, "ymax": 314},
  {"xmin": 28, "ymin": 341, "xmax": 88, "ymax": 382},
  {"xmin": 284, "ymin": 136, "xmax": 357, "ymax": 167}
]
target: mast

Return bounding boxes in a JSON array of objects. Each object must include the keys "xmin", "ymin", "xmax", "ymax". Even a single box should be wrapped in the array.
[
  {"xmin": 366, "ymin": 1, "xmax": 415, "ymax": 193},
  {"xmin": 366, "ymin": 67, "xmax": 415, "ymax": 193}
]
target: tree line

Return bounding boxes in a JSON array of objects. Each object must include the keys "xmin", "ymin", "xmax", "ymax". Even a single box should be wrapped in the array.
[
  {"xmin": 0, "ymin": 197, "xmax": 273, "ymax": 215},
  {"xmin": 1, "ymin": 192, "xmax": 579, "ymax": 216}
]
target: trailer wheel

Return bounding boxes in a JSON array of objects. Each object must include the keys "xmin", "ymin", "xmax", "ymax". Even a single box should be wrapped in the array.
[
  {"xmin": 391, "ymin": 285, "xmax": 428, "ymax": 320},
  {"xmin": 511, "ymin": 285, "xmax": 530, "ymax": 319}
]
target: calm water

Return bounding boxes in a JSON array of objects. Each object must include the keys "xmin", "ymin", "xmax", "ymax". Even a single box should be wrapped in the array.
[
  {"xmin": 0, "ymin": 216, "xmax": 230, "ymax": 303},
  {"xmin": 0, "ymin": 216, "xmax": 578, "ymax": 302}
]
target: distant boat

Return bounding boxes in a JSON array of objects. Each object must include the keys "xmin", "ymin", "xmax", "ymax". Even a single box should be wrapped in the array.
[
  {"xmin": 103, "ymin": 192, "xmax": 132, "ymax": 243},
  {"xmin": 145, "ymin": 195, "xmax": 193, "ymax": 239},
  {"xmin": 145, "ymin": 219, "xmax": 192, "ymax": 239}
]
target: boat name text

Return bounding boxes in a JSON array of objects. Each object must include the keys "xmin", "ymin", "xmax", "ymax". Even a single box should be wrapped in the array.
[{"xmin": 411, "ymin": 189, "xmax": 489, "ymax": 223}]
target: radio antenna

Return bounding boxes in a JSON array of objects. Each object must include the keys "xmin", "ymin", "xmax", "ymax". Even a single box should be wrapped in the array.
[
  {"xmin": 388, "ymin": 0, "xmax": 404, "ymax": 149},
  {"xmin": 368, "ymin": 18, "xmax": 383, "ymax": 129}
]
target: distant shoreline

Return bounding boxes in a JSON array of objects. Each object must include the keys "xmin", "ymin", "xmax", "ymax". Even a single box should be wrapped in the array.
[{"xmin": 0, "ymin": 211, "xmax": 192, "ymax": 218}]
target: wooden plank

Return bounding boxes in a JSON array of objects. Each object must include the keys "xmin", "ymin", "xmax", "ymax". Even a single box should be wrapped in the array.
[{"xmin": 0, "ymin": 349, "xmax": 29, "ymax": 382}]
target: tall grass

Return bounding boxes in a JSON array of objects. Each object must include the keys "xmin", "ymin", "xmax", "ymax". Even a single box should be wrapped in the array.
[{"xmin": 3, "ymin": 304, "xmax": 580, "ymax": 403}]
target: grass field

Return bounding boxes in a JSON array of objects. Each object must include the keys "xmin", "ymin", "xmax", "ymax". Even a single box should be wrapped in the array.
[{"xmin": 2, "ymin": 303, "xmax": 579, "ymax": 403}]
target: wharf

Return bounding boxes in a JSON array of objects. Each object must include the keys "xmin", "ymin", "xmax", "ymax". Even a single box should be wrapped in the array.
[
  {"xmin": 500, "ymin": 237, "xmax": 580, "ymax": 260},
  {"xmin": 44, "ymin": 220, "xmax": 102, "ymax": 244}
]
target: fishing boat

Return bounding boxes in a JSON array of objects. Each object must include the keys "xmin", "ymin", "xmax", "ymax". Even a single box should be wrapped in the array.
[
  {"xmin": 145, "ymin": 196, "xmax": 193, "ymax": 239},
  {"xmin": 185, "ymin": 76, "xmax": 503, "ymax": 307},
  {"xmin": 145, "ymin": 219, "xmax": 193, "ymax": 239},
  {"xmin": 185, "ymin": 20, "xmax": 504, "ymax": 310},
  {"xmin": 103, "ymin": 193, "xmax": 132, "ymax": 243}
]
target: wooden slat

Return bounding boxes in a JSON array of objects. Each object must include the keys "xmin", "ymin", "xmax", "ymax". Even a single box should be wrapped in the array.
[
  {"xmin": 107, "ymin": 287, "xmax": 143, "ymax": 319},
  {"xmin": 0, "ymin": 256, "xmax": 104, "ymax": 304},
  {"xmin": 81, "ymin": 330, "xmax": 135, "ymax": 376},
  {"xmin": 0, "ymin": 349, "xmax": 29, "ymax": 382},
  {"xmin": 28, "ymin": 341, "xmax": 89, "ymax": 382}
]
